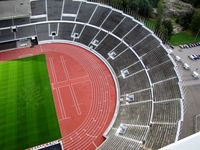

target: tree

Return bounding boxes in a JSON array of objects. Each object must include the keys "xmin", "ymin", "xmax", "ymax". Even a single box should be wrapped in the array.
[
  {"xmin": 176, "ymin": 12, "xmax": 193, "ymax": 29},
  {"xmin": 155, "ymin": 19, "xmax": 173, "ymax": 42},
  {"xmin": 137, "ymin": 0, "xmax": 153, "ymax": 17},
  {"xmin": 181, "ymin": 0, "xmax": 200, "ymax": 8},
  {"xmin": 162, "ymin": 19, "xmax": 173, "ymax": 37},
  {"xmin": 149, "ymin": 0, "xmax": 160, "ymax": 7},
  {"xmin": 191, "ymin": 9, "xmax": 200, "ymax": 32}
]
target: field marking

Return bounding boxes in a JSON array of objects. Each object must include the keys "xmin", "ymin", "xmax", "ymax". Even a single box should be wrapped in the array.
[
  {"xmin": 48, "ymin": 57, "xmax": 57, "ymax": 83},
  {"xmin": 18, "ymin": 54, "xmax": 33, "ymax": 59},
  {"xmin": 49, "ymin": 57, "xmax": 70, "ymax": 119},
  {"xmin": 52, "ymin": 79, "xmax": 90, "ymax": 89},
  {"xmin": 39, "ymin": 45, "xmax": 44, "ymax": 53},
  {"xmin": 92, "ymin": 142, "xmax": 97, "ymax": 148},
  {"xmin": 69, "ymin": 85, "xmax": 82, "ymax": 115},
  {"xmin": 56, "ymin": 88, "xmax": 69, "ymax": 119},
  {"xmin": 60, "ymin": 56, "xmax": 70, "ymax": 80},
  {"xmin": 60, "ymin": 55, "xmax": 83, "ymax": 116}
]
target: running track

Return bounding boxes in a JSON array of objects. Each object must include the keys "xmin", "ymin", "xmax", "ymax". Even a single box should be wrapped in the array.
[{"xmin": 0, "ymin": 43, "xmax": 116, "ymax": 150}]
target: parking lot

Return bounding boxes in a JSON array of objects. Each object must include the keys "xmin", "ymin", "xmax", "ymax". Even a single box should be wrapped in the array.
[
  {"xmin": 172, "ymin": 45, "xmax": 200, "ymax": 139},
  {"xmin": 173, "ymin": 46, "xmax": 200, "ymax": 86}
]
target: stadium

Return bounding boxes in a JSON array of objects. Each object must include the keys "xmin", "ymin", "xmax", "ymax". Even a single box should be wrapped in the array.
[{"xmin": 1, "ymin": 0, "xmax": 200, "ymax": 149}]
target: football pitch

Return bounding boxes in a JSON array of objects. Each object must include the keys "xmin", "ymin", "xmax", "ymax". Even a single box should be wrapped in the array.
[{"xmin": 0, "ymin": 55, "xmax": 61, "ymax": 150}]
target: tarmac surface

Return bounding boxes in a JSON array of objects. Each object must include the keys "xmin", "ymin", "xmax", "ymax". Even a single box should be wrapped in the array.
[{"xmin": 172, "ymin": 45, "xmax": 200, "ymax": 139}]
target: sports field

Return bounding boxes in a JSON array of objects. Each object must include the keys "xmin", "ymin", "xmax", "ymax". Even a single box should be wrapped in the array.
[{"xmin": 0, "ymin": 55, "xmax": 61, "ymax": 150}]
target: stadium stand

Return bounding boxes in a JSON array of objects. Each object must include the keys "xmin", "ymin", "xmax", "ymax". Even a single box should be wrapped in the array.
[
  {"xmin": 98, "ymin": 134, "xmax": 141, "ymax": 150},
  {"xmin": 118, "ymin": 125, "xmax": 149, "ymax": 141},
  {"xmin": 0, "ymin": 19, "xmax": 13, "ymax": 28},
  {"xmin": 55, "ymin": 23, "xmax": 74, "ymax": 41},
  {"xmin": 112, "ymin": 17, "xmax": 137, "ymax": 38},
  {"xmin": 148, "ymin": 60, "xmax": 177, "ymax": 83},
  {"xmin": 108, "ymin": 42, "xmax": 128, "ymax": 58},
  {"xmin": 13, "ymin": 17, "xmax": 30, "ymax": 26},
  {"xmin": 101, "ymin": 11, "xmax": 125, "ymax": 32},
  {"xmin": 142, "ymin": 46, "xmax": 170, "ymax": 69},
  {"xmin": 118, "ymin": 70, "xmax": 150, "ymax": 94},
  {"xmin": 47, "ymin": 0, "xmax": 63, "ymax": 20},
  {"xmin": 152, "ymin": 99, "xmax": 181, "ymax": 123},
  {"xmin": 122, "ymin": 61, "xmax": 144, "ymax": 76},
  {"xmin": 95, "ymin": 34, "xmax": 121, "ymax": 57},
  {"xmin": 0, "ymin": 0, "xmax": 184, "ymax": 149},
  {"xmin": 89, "ymin": 6, "xmax": 111, "ymax": 27},
  {"xmin": 36, "ymin": 23, "xmax": 51, "ymax": 41},
  {"xmin": 123, "ymin": 24, "xmax": 150, "ymax": 47},
  {"xmin": 108, "ymin": 49, "xmax": 139, "ymax": 76},
  {"xmin": 75, "ymin": 26, "xmax": 99, "ymax": 46},
  {"xmin": 0, "ymin": 29, "xmax": 15, "ymax": 42},
  {"xmin": 63, "ymin": 0, "xmax": 80, "ymax": 14},
  {"xmin": 113, "ymin": 101, "xmax": 152, "ymax": 127},
  {"xmin": 120, "ymin": 88, "xmax": 152, "ymax": 103},
  {"xmin": 0, "ymin": 41, "xmax": 17, "ymax": 51},
  {"xmin": 76, "ymin": 2, "xmax": 97, "ymax": 23},
  {"xmin": 132, "ymin": 35, "xmax": 160, "ymax": 56},
  {"xmin": 16, "ymin": 25, "xmax": 36, "ymax": 39},
  {"xmin": 144, "ymin": 124, "xmax": 178, "ymax": 150},
  {"xmin": 30, "ymin": 0, "xmax": 46, "ymax": 16},
  {"xmin": 153, "ymin": 78, "xmax": 182, "ymax": 101}
]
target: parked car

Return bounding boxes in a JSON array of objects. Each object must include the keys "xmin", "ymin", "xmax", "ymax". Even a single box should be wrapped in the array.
[
  {"xmin": 179, "ymin": 42, "xmax": 200, "ymax": 49},
  {"xmin": 188, "ymin": 54, "xmax": 200, "ymax": 60}
]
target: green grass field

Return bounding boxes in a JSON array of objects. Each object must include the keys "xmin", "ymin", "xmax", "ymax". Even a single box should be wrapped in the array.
[
  {"xmin": 170, "ymin": 30, "xmax": 200, "ymax": 46},
  {"xmin": 0, "ymin": 55, "xmax": 61, "ymax": 150}
]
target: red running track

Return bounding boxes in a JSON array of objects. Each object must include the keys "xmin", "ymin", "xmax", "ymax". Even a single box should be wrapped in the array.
[{"xmin": 0, "ymin": 43, "xmax": 116, "ymax": 150}]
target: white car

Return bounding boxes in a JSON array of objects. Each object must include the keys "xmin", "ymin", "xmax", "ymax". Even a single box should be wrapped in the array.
[{"xmin": 188, "ymin": 55, "xmax": 200, "ymax": 60}]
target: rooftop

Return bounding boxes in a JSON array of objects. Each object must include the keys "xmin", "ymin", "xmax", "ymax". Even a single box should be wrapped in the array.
[{"xmin": 0, "ymin": 0, "xmax": 31, "ymax": 20}]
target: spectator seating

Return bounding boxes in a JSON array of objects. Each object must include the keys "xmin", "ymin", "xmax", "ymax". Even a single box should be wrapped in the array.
[
  {"xmin": 98, "ymin": 134, "xmax": 141, "ymax": 150},
  {"xmin": 153, "ymin": 78, "xmax": 182, "ymax": 101},
  {"xmin": 113, "ymin": 101, "xmax": 152, "ymax": 127},
  {"xmin": 148, "ymin": 60, "xmax": 177, "ymax": 83},
  {"xmin": 133, "ymin": 35, "xmax": 160, "ymax": 56},
  {"xmin": 118, "ymin": 70, "xmax": 150, "ymax": 94},
  {"xmin": 108, "ymin": 49, "xmax": 139, "ymax": 76},
  {"xmin": 112, "ymin": 17, "xmax": 137, "ymax": 38},
  {"xmin": 144, "ymin": 124, "xmax": 178, "ymax": 150},
  {"xmin": 152, "ymin": 99, "xmax": 181, "ymax": 123},
  {"xmin": 75, "ymin": 26, "xmax": 99, "ymax": 46},
  {"xmin": 0, "ymin": 1, "xmax": 184, "ymax": 149}
]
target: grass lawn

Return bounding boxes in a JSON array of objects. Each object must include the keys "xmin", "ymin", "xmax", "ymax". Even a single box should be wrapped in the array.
[
  {"xmin": 170, "ymin": 30, "xmax": 200, "ymax": 46},
  {"xmin": 145, "ymin": 18, "xmax": 156, "ymax": 31},
  {"xmin": 0, "ymin": 55, "xmax": 61, "ymax": 150}
]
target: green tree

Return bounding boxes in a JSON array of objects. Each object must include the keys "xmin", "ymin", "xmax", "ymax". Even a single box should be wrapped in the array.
[
  {"xmin": 191, "ymin": 9, "xmax": 200, "ymax": 32},
  {"xmin": 181, "ymin": 0, "xmax": 200, "ymax": 8},
  {"xmin": 137, "ymin": 0, "xmax": 153, "ymax": 17},
  {"xmin": 149, "ymin": 0, "xmax": 160, "ymax": 7},
  {"xmin": 176, "ymin": 12, "xmax": 193, "ymax": 29},
  {"xmin": 155, "ymin": 19, "xmax": 173, "ymax": 42},
  {"xmin": 159, "ymin": 24, "xmax": 169, "ymax": 43},
  {"xmin": 162, "ymin": 19, "xmax": 173, "ymax": 37}
]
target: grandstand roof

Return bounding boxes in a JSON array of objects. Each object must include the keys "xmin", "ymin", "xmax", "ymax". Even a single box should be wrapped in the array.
[{"xmin": 0, "ymin": 0, "xmax": 31, "ymax": 20}]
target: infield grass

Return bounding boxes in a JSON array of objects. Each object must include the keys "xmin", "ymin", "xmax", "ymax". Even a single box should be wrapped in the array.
[{"xmin": 0, "ymin": 55, "xmax": 61, "ymax": 150}]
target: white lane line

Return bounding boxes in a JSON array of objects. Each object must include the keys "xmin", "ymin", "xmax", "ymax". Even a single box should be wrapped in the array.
[
  {"xmin": 57, "ymin": 88, "xmax": 69, "ymax": 119},
  {"xmin": 60, "ymin": 56, "xmax": 70, "ymax": 80},
  {"xmin": 69, "ymin": 85, "xmax": 82, "ymax": 115},
  {"xmin": 48, "ymin": 57, "xmax": 57, "ymax": 83},
  {"xmin": 55, "ymin": 88, "xmax": 65, "ymax": 119}
]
